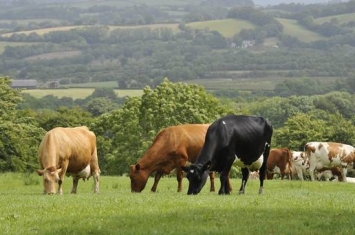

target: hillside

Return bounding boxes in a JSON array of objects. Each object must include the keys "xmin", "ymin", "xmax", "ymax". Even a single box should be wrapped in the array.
[{"xmin": 0, "ymin": 0, "xmax": 354, "ymax": 95}]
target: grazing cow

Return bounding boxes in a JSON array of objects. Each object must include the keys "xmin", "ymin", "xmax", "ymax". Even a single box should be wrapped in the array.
[
  {"xmin": 36, "ymin": 126, "xmax": 100, "ymax": 195},
  {"xmin": 304, "ymin": 142, "xmax": 355, "ymax": 182},
  {"xmin": 182, "ymin": 114, "xmax": 273, "ymax": 195},
  {"xmin": 291, "ymin": 151, "xmax": 308, "ymax": 180},
  {"xmin": 316, "ymin": 167, "xmax": 342, "ymax": 181},
  {"xmin": 266, "ymin": 148, "xmax": 293, "ymax": 180},
  {"xmin": 129, "ymin": 124, "xmax": 218, "ymax": 193}
]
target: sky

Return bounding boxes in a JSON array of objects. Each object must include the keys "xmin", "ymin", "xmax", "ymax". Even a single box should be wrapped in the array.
[{"xmin": 253, "ymin": 0, "xmax": 333, "ymax": 6}]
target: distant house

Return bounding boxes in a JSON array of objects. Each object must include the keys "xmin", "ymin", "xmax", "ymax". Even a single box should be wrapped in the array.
[{"xmin": 11, "ymin": 79, "xmax": 37, "ymax": 89}]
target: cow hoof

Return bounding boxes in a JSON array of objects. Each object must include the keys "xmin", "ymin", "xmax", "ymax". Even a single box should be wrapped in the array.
[{"xmin": 239, "ymin": 191, "xmax": 245, "ymax": 195}]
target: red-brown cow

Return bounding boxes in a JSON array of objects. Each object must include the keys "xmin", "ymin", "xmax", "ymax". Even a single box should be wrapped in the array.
[
  {"xmin": 266, "ymin": 148, "xmax": 293, "ymax": 180},
  {"xmin": 129, "ymin": 124, "xmax": 218, "ymax": 193},
  {"xmin": 36, "ymin": 126, "xmax": 100, "ymax": 195}
]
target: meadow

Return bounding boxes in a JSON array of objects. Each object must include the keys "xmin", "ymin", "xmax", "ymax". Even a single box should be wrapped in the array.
[
  {"xmin": 1, "ymin": 173, "xmax": 355, "ymax": 234},
  {"xmin": 275, "ymin": 18, "xmax": 326, "ymax": 42},
  {"xmin": 21, "ymin": 88, "xmax": 143, "ymax": 99}
]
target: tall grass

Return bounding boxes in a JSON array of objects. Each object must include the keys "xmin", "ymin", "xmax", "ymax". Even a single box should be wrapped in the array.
[{"xmin": 1, "ymin": 173, "xmax": 355, "ymax": 234}]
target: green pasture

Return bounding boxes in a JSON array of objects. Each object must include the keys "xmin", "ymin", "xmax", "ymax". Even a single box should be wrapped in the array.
[
  {"xmin": 187, "ymin": 19, "xmax": 255, "ymax": 38},
  {"xmin": 276, "ymin": 18, "xmax": 326, "ymax": 42},
  {"xmin": 1, "ymin": 24, "xmax": 180, "ymax": 38},
  {"xmin": 1, "ymin": 173, "xmax": 355, "ymax": 234},
  {"xmin": 314, "ymin": 12, "xmax": 355, "ymax": 25},
  {"xmin": 21, "ymin": 88, "xmax": 143, "ymax": 99}
]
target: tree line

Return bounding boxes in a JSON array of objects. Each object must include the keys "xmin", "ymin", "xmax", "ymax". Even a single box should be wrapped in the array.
[{"xmin": 2, "ymin": 77, "xmax": 355, "ymax": 176}]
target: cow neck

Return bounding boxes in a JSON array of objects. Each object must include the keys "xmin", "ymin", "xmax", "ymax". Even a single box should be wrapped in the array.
[{"xmin": 40, "ymin": 131, "xmax": 59, "ymax": 169}]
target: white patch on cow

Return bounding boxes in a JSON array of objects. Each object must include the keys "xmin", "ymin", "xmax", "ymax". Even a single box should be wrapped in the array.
[
  {"xmin": 66, "ymin": 165, "xmax": 91, "ymax": 179},
  {"xmin": 233, "ymin": 154, "xmax": 264, "ymax": 171},
  {"xmin": 190, "ymin": 169, "xmax": 194, "ymax": 174},
  {"xmin": 222, "ymin": 121, "xmax": 226, "ymax": 125}
]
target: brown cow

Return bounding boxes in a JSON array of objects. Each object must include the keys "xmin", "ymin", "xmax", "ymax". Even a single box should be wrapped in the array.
[
  {"xmin": 36, "ymin": 126, "xmax": 100, "ymax": 195},
  {"xmin": 266, "ymin": 148, "xmax": 293, "ymax": 180},
  {"xmin": 129, "ymin": 124, "xmax": 219, "ymax": 193}
]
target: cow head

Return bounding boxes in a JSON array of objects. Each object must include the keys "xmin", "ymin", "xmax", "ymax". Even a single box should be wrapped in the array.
[
  {"xmin": 129, "ymin": 164, "xmax": 149, "ymax": 192},
  {"xmin": 36, "ymin": 166, "xmax": 61, "ymax": 195},
  {"xmin": 182, "ymin": 162, "xmax": 210, "ymax": 195}
]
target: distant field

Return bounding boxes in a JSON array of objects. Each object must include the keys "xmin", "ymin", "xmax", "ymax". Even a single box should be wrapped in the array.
[
  {"xmin": 22, "ymin": 88, "xmax": 143, "ymax": 99},
  {"xmin": 0, "ymin": 24, "xmax": 180, "ymax": 38},
  {"xmin": 276, "ymin": 18, "xmax": 326, "ymax": 42},
  {"xmin": 0, "ymin": 26, "xmax": 85, "ymax": 37},
  {"xmin": 187, "ymin": 19, "xmax": 255, "ymax": 38},
  {"xmin": 24, "ymin": 50, "xmax": 81, "ymax": 61},
  {"xmin": 314, "ymin": 12, "xmax": 355, "ymax": 24}
]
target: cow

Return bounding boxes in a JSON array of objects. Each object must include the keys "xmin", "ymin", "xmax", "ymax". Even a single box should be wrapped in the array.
[
  {"xmin": 291, "ymin": 151, "xmax": 308, "ymax": 180},
  {"xmin": 182, "ymin": 114, "xmax": 273, "ymax": 195},
  {"xmin": 304, "ymin": 142, "xmax": 355, "ymax": 182},
  {"xmin": 316, "ymin": 167, "xmax": 342, "ymax": 181},
  {"xmin": 266, "ymin": 148, "xmax": 293, "ymax": 180},
  {"xmin": 36, "ymin": 126, "xmax": 100, "ymax": 195},
  {"xmin": 129, "ymin": 124, "xmax": 219, "ymax": 193}
]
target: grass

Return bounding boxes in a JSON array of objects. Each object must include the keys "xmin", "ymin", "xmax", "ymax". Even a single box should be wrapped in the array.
[
  {"xmin": 1, "ymin": 172, "xmax": 355, "ymax": 234},
  {"xmin": 21, "ymin": 88, "xmax": 143, "ymax": 99},
  {"xmin": 0, "ymin": 24, "xmax": 181, "ymax": 38},
  {"xmin": 314, "ymin": 12, "xmax": 355, "ymax": 24},
  {"xmin": 187, "ymin": 19, "xmax": 255, "ymax": 38},
  {"xmin": 276, "ymin": 18, "xmax": 326, "ymax": 42}
]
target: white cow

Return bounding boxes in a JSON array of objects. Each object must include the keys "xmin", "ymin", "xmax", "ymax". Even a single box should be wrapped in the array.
[
  {"xmin": 304, "ymin": 142, "xmax": 355, "ymax": 182},
  {"xmin": 291, "ymin": 151, "xmax": 308, "ymax": 180}
]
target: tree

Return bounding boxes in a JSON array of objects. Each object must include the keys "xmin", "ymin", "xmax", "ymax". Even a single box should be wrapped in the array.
[
  {"xmin": 91, "ymin": 78, "xmax": 231, "ymax": 175},
  {"xmin": 0, "ymin": 77, "xmax": 45, "ymax": 172}
]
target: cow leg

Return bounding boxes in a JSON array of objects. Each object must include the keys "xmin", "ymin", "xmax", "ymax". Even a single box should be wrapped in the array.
[
  {"xmin": 71, "ymin": 177, "xmax": 79, "ymax": 194},
  {"xmin": 57, "ymin": 163, "xmax": 69, "ymax": 195},
  {"xmin": 176, "ymin": 168, "xmax": 184, "ymax": 192},
  {"xmin": 209, "ymin": 171, "xmax": 215, "ymax": 192},
  {"xmin": 258, "ymin": 160, "xmax": 268, "ymax": 194},
  {"xmin": 151, "ymin": 171, "xmax": 163, "ymax": 192},
  {"xmin": 239, "ymin": 167, "xmax": 249, "ymax": 194},
  {"xmin": 219, "ymin": 170, "xmax": 231, "ymax": 195},
  {"xmin": 309, "ymin": 164, "xmax": 316, "ymax": 181},
  {"xmin": 341, "ymin": 167, "xmax": 347, "ymax": 182},
  {"xmin": 93, "ymin": 171, "xmax": 99, "ymax": 193}
]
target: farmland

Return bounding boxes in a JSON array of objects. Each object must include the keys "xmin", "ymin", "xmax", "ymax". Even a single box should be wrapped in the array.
[
  {"xmin": 276, "ymin": 18, "xmax": 326, "ymax": 42},
  {"xmin": 1, "ymin": 173, "xmax": 355, "ymax": 234},
  {"xmin": 186, "ymin": 19, "xmax": 255, "ymax": 38},
  {"xmin": 21, "ymin": 88, "xmax": 143, "ymax": 99}
]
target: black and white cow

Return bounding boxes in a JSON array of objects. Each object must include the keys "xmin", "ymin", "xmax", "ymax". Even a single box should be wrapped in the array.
[{"xmin": 182, "ymin": 114, "xmax": 273, "ymax": 195}]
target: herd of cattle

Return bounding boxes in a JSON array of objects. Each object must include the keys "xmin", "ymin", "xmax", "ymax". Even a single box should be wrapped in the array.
[{"xmin": 35, "ymin": 114, "xmax": 355, "ymax": 195}]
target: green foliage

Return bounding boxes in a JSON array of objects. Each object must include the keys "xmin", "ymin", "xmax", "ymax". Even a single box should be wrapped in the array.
[
  {"xmin": 91, "ymin": 79, "xmax": 231, "ymax": 175},
  {"xmin": 0, "ymin": 77, "xmax": 23, "ymax": 120}
]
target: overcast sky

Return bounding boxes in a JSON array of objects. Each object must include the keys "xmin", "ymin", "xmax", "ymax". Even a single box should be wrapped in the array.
[{"xmin": 253, "ymin": 0, "xmax": 331, "ymax": 6}]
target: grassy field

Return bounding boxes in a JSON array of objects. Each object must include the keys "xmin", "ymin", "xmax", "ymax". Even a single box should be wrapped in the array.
[
  {"xmin": 314, "ymin": 12, "xmax": 355, "ymax": 24},
  {"xmin": 21, "ymin": 88, "xmax": 143, "ymax": 99},
  {"xmin": 1, "ymin": 173, "xmax": 355, "ymax": 234},
  {"xmin": 187, "ymin": 19, "xmax": 255, "ymax": 38},
  {"xmin": 0, "ymin": 24, "xmax": 181, "ymax": 38},
  {"xmin": 276, "ymin": 18, "xmax": 326, "ymax": 42}
]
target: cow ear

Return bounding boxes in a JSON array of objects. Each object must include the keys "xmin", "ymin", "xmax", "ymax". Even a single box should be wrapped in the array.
[
  {"xmin": 202, "ymin": 161, "xmax": 212, "ymax": 171},
  {"xmin": 36, "ymin": 169, "xmax": 45, "ymax": 176},
  {"xmin": 135, "ymin": 164, "xmax": 141, "ymax": 171},
  {"xmin": 53, "ymin": 168, "xmax": 62, "ymax": 175}
]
